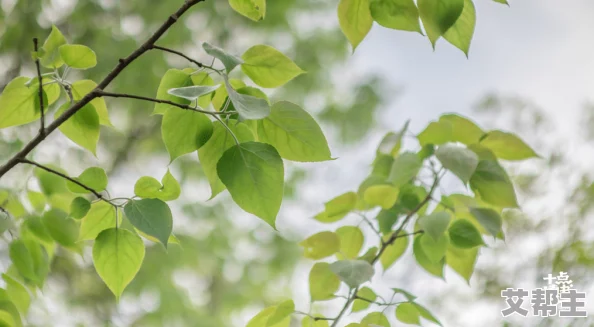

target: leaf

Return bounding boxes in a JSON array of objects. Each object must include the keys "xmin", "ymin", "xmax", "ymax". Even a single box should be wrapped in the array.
[
  {"xmin": 217, "ymin": 142, "xmax": 284, "ymax": 228},
  {"xmin": 443, "ymin": 0, "xmax": 476, "ymax": 55},
  {"xmin": 123, "ymin": 199, "xmax": 173, "ymax": 247},
  {"xmin": 266, "ymin": 300, "xmax": 294, "ymax": 327},
  {"xmin": 309, "ymin": 262, "xmax": 340, "ymax": 301},
  {"xmin": 166, "ymin": 85, "xmax": 220, "ymax": 101},
  {"xmin": 70, "ymin": 197, "xmax": 91, "ymax": 219},
  {"xmin": 392, "ymin": 288, "xmax": 417, "ymax": 301},
  {"xmin": 28, "ymin": 77, "xmax": 61, "ymax": 106},
  {"xmin": 376, "ymin": 121, "xmax": 409, "ymax": 156},
  {"xmin": 301, "ymin": 316, "xmax": 330, "ymax": 327},
  {"xmin": 2, "ymin": 274, "xmax": 30, "ymax": 315},
  {"xmin": 202, "ymin": 42, "xmax": 243, "ymax": 73},
  {"xmin": 413, "ymin": 235, "xmax": 444, "ymax": 277},
  {"xmin": 361, "ymin": 312, "xmax": 390, "ymax": 327},
  {"xmin": 299, "ymin": 231, "xmax": 341, "ymax": 260},
  {"xmin": 336, "ymin": 226, "xmax": 364, "ymax": 260},
  {"xmin": 134, "ymin": 170, "xmax": 181, "ymax": 202},
  {"xmin": 395, "ymin": 302, "xmax": 421, "ymax": 325},
  {"xmin": 413, "ymin": 303, "xmax": 442, "ymax": 326},
  {"xmin": 228, "ymin": 0, "xmax": 266, "ymax": 21},
  {"xmin": 330, "ymin": 260, "xmax": 374, "ymax": 288},
  {"xmin": 198, "ymin": 121, "xmax": 255, "ymax": 199},
  {"xmin": 92, "ymin": 228, "xmax": 145, "ymax": 300},
  {"xmin": 369, "ymin": 0, "xmax": 422, "ymax": 33},
  {"xmin": 40, "ymin": 25, "xmax": 67, "ymax": 68},
  {"xmin": 448, "ymin": 219, "xmax": 484, "ymax": 248},
  {"xmin": 417, "ymin": 211, "xmax": 451, "ymax": 240},
  {"xmin": 136, "ymin": 230, "xmax": 180, "ymax": 246},
  {"xmin": 27, "ymin": 191, "xmax": 45, "ymax": 212},
  {"xmin": 363, "ymin": 184, "xmax": 399, "ymax": 209},
  {"xmin": 480, "ymin": 130, "xmax": 539, "ymax": 161},
  {"xmin": 22, "ymin": 216, "xmax": 53, "ymax": 244},
  {"xmin": 314, "ymin": 192, "xmax": 358, "ymax": 223},
  {"xmin": 42, "ymin": 209, "xmax": 79, "ymax": 247},
  {"xmin": 439, "ymin": 114, "xmax": 484, "ymax": 144},
  {"xmin": 388, "ymin": 152, "xmax": 422, "ymax": 186},
  {"xmin": 435, "ymin": 143, "xmax": 479, "ymax": 184},
  {"xmin": 469, "ymin": 160, "xmax": 518, "ymax": 208},
  {"xmin": 352, "ymin": 287, "xmax": 376, "ymax": 312},
  {"xmin": 66, "ymin": 167, "xmax": 108, "ymax": 193},
  {"xmin": 55, "ymin": 102, "xmax": 100, "ymax": 155},
  {"xmin": 418, "ymin": 0, "xmax": 465, "ymax": 47},
  {"xmin": 79, "ymin": 201, "xmax": 118, "ymax": 241},
  {"xmin": 417, "ymin": 121, "xmax": 452, "ymax": 146},
  {"xmin": 9, "ymin": 240, "xmax": 37, "ymax": 283},
  {"xmin": 338, "ymin": 0, "xmax": 373, "ymax": 50},
  {"xmin": 257, "ymin": 101, "xmax": 331, "ymax": 162},
  {"xmin": 162, "ymin": 108, "xmax": 213, "ymax": 162},
  {"xmin": 190, "ymin": 72, "xmax": 217, "ymax": 108},
  {"xmin": 152, "ymin": 69, "xmax": 193, "ymax": 115},
  {"xmin": 241, "ymin": 45, "xmax": 304, "ymax": 88},
  {"xmin": 419, "ymin": 233, "xmax": 449, "ymax": 263},
  {"xmin": 0, "ymin": 78, "xmax": 43, "ymax": 129},
  {"xmin": 246, "ymin": 306, "xmax": 290, "ymax": 327},
  {"xmin": 58, "ymin": 44, "xmax": 97, "ymax": 69},
  {"xmin": 224, "ymin": 76, "xmax": 270, "ymax": 120},
  {"xmin": 71, "ymin": 80, "xmax": 112, "ymax": 126},
  {"xmin": 446, "ymin": 245, "xmax": 478, "ymax": 283},
  {"xmin": 469, "ymin": 207, "xmax": 502, "ymax": 238},
  {"xmin": 380, "ymin": 233, "xmax": 409, "ymax": 270}
]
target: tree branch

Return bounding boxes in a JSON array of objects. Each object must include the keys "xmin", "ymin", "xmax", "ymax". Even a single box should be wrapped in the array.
[
  {"xmin": 0, "ymin": 0, "xmax": 205, "ymax": 180},
  {"xmin": 330, "ymin": 287, "xmax": 358, "ymax": 327},
  {"xmin": 151, "ymin": 45, "xmax": 218, "ymax": 71},
  {"xmin": 33, "ymin": 38, "xmax": 45, "ymax": 134}
]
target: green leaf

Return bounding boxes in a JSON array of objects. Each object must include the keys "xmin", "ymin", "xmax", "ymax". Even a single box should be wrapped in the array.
[
  {"xmin": 55, "ymin": 102, "xmax": 100, "ymax": 155},
  {"xmin": 418, "ymin": 0, "xmax": 465, "ymax": 47},
  {"xmin": 246, "ymin": 306, "xmax": 290, "ymax": 327},
  {"xmin": 299, "ymin": 231, "xmax": 341, "ymax": 260},
  {"xmin": 224, "ymin": 76, "xmax": 270, "ymax": 120},
  {"xmin": 388, "ymin": 152, "xmax": 422, "ymax": 186},
  {"xmin": 395, "ymin": 302, "xmax": 421, "ymax": 325},
  {"xmin": 27, "ymin": 191, "xmax": 46, "ymax": 212},
  {"xmin": 336, "ymin": 226, "xmax": 364, "ymax": 259},
  {"xmin": 361, "ymin": 312, "xmax": 390, "ymax": 327},
  {"xmin": 228, "ymin": 0, "xmax": 266, "ymax": 21},
  {"xmin": 9, "ymin": 240, "xmax": 37, "ymax": 283},
  {"xmin": 338, "ymin": 0, "xmax": 373, "ymax": 50},
  {"xmin": 469, "ymin": 160, "xmax": 518, "ymax": 208},
  {"xmin": 443, "ymin": 0, "xmax": 476, "ymax": 55},
  {"xmin": 413, "ymin": 235, "xmax": 444, "ymax": 277},
  {"xmin": 363, "ymin": 184, "xmax": 399, "ymax": 209},
  {"xmin": 419, "ymin": 233, "xmax": 449, "ymax": 263},
  {"xmin": 162, "ymin": 108, "xmax": 213, "ymax": 162},
  {"xmin": 40, "ymin": 25, "xmax": 67, "ymax": 68},
  {"xmin": 69, "ymin": 197, "xmax": 91, "ymax": 219},
  {"xmin": 217, "ymin": 142, "xmax": 283, "ymax": 228},
  {"xmin": 435, "ymin": 143, "xmax": 479, "ymax": 184},
  {"xmin": 417, "ymin": 121, "xmax": 452, "ymax": 146},
  {"xmin": 480, "ymin": 130, "xmax": 539, "ymax": 161},
  {"xmin": 92, "ymin": 228, "xmax": 145, "ymax": 300},
  {"xmin": 446, "ymin": 245, "xmax": 478, "ymax": 283},
  {"xmin": 202, "ymin": 42, "xmax": 243, "ymax": 73},
  {"xmin": 257, "ymin": 101, "xmax": 331, "ymax": 161},
  {"xmin": 241, "ymin": 45, "xmax": 304, "ymax": 88},
  {"xmin": 152, "ymin": 69, "xmax": 192, "ymax": 115},
  {"xmin": 314, "ymin": 192, "xmax": 358, "ymax": 223},
  {"xmin": 329, "ymin": 260, "xmax": 374, "ymax": 288},
  {"xmin": 448, "ymin": 219, "xmax": 484, "ymax": 248},
  {"xmin": 380, "ymin": 233, "xmax": 409, "ymax": 270},
  {"xmin": 0, "ymin": 78, "xmax": 43, "ymax": 129},
  {"xmin": 358, "ymin": 247, "xmax": 378, "ymax": 264},
  {"xmin": 392, "ymin": 288, "xmax": 417, "ymax": 301},
  {"xmin": 79, "ymin": 201, "xmax": 118, "ymax": 241},
  {"xmin": 0, "ymin": 304, "xmax": 20, "ymax": 327},
  {"xmin": 309, "ymin": 262, "xmax": 340, "ymax": 301},
  {"xmin": 134, "ymin": 170, "xmax": 181, "ymax": 202},
  {"xmin": 22, "ymin": 216, "xmax": 53, "ymax": 244},
  {"xmin": 123, "ymin": 199, "xmax": 173, "ymax": 247},
  {"xmin": 2, "ymin": 274, "xmax": 30, "ymax": 315},
  {"xmin": 166, "ymin": 85, "xmax": 220, "ymax": 101},
  {"xmin": 492, "ymin": 0, "xmax": 508, "ymax": 3},
  {"xmin": 190, "ymin": 72, "xmax": 217, "ymax": 108},
  {"xmin": 71, "ymin": 80, "xmax": 112, "ymax": 126},
  {"xmin": 42, "ymin": 209, "xmax": 79, "ymax": 247},
  {"xmin": 469, "ymin": 207, "xmax": 502, "ymax": 238},
  {"xmin": 413, "ymin": 303, "xmax": 442, "ymax": 326},
  {"xmin": 352, "ymin": 287, "xmax": 376, "ymax": 312},
  {"xmin": 439, "ymin": 114, "xmax": 484, "ymax": 144},
  {"xmin": 376, "ymin": 121, "xmax": 409, "ymax": 156},
  {"xmin": 136, "ymin": 230, "xmax": 180, "ymax": 246},
  {"xmin": 28, "ymin": 77, "xmax": 61, "ymax": 106},
  {"xmin": 417, "ymin": 211, "xmax": 451, "ymax": 240},
  {"xmin": 266, "ymin": 300, "xmax": 294, "ymax": 327},
  {"xmin": 66, "ymin": 167, "xmax": 108, "ymax": 193},
  {"xmin": 198, "ymin": 121, "xmax": 255, "ymax": 199},
  {"xmin": 58, "ymin": 44, "xmax": 97, "ymax": 69},
  {"xmin": 369, "ymin": 0, "xmax": 422, "ymax": 33},
  {"xmin": 301, "ymin": 316, "xmax": 329, "ymax": 327}
]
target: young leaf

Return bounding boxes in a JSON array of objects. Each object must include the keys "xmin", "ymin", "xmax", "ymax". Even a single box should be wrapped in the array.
[
  {"xmin": 55, "ymin": 102, "xmax": 100, "ymax": 155},
  {"xmin": 71, "ymin": 80, "xmax": 113, "ymax": 126},
  {"xmin": 336, "ymin": 226, "xmax": 364, "ymax": 260},
  {"xmin": 413, "ymin": 303, "xmax": 443, "ymax": 326},
  {"xmin": 418, "ymin": 0, "xmax": 465, "ymax": 47},
  {"xmin": 191, "ymin": 72, "xmax": 217, "ymax": 108},
  {"xmin": 314, "ymin": 192, "xmax": 358, "ymax": 223},
  {"xmin": 198, "ymin": 121, "xmax": 255, "ymax": 199},
  {"xmin": 448, "ymin": 219, "xmax": 484, "ymax": 248},
  {"xmin": 40, "ymin": 25, "xmax": 67, "ymax": 68},
  {"xmin": 27, "ymin": 191, "xmax": 46, "ymax": 212},
  {"xmin": 216, "ymin": 142, "xmax": 284, "ymax": 228},
  {"xmin": 443, "ymin": 0, "xmax": 476, "ymax": 55},
  {"xmin": 3, "ymin": 274, "xmax": 30, "ymax": 315},
  {"xmin": 228, "ymin": 0, "xmax": 266, "ymax": 21},
  {"xmin": 28, "ymin": 77, "xmax": 61, "ymax": 106},
  {"xmin": 70, "ymin": 197, "xmax": 91, "ymax": 219},
  {"xmin": 152, "ymin": 69, "xmax": 192, "ymax": 115},
  {"xmin": 363, "ymin": 184, "xmax": 399, "ymax": 209},
  {"xmin": 134, "ymin": 170, "xmax": 181, "ymax": 201},
  {"xmin": 329, "ymin": 260, "xmax": 374, "ymax": 288},
  {"xmin": 469, "ymin": 207, "xmax": 502, "ymax": 238},
  {"xmin": 309, "ymin": 262, "xmax": 340, "ymax": 301},
  {"xmin": 92, "ymin": 228, "xmax": 145, "ymax": 300},
  {"xmin": 66, "ymin": 167, "xmax": 108, "ymax": 193},
  {"xmin": 435, "ymin": 143, "xmax": 479, "ymax": 184},
  {"xmin": 352, "ymin": 287, "xmax": 377, "ymax": 312},
  {"xmin": 167, "ymin": 85, "xmax": 220, "ymax": 101},
  {"xmin": 369, "ymin": 0, "xmax": 422, "ymax": 33},
  {"xmin": 419, "ymin": 233, "xmax": 449, "ymax": 263},
  {"xmin": 361, "ymin": 312, "xmax": 390, "ymax": 327},
  {"xmin": 0, "ymin": 78, "xmax": 43, "ymax": 129},
  {"xmin": 124, "ymin": 199, "xmax": 173, "ymax": 247},
  {"xmin": 380, "ymin": 233, "xmax": 409, "ymax": 270},
  {"xmin": 395, "ymin": 302, "xmax": 421, "ymax": 325},
  {"xmin": 480, "ymin": 130, "xmax": 539, "ymax": 161},
  {"xmin": 301, "ymin": 316, "xmax": 329, "ymax": 327},
  {"xmin": 224, "ymin": 76, "xmax": 270, "ymax": 120},
  {"xmin": 446, "ymin": 245, "xmax": 478, "ymax": 283},
  {"xmin": 162, "ymin": 108, "xmax": 213, "ymax": 162},
  {"xmin": 469, "ymin": 160, "xmax": 518, "ymax": 208},
  {"xmin": 439, "ymin": 113, "xmax": 484, "ymax": 144},
  {"xmin": 266, "ymin": 300, "xmax": 294, "ymax": 327},
  {"xmin": 58, "ymin": 44, "xmax": 97, "ymax": 69},
  {"xmin": 257, "ymin": 101, "xmax": 331, "ymax": 161},
  {"xmin": 202, "ymin": 42, "xmax": 243, "ymax": 73},
  {"xmin": 388, "ymin": 152, "xmax": 422, "ymax": 186},
  {"xmin": 299, "ymin": 231, "xmax": 341, "ymax": 260},
  {"xmin": 338, "ymin": 0, "xmax": 373, "ymax": 50},
  {"xmin": 79, "ymin": 201, "xmax": 118, "ymax": 241},
  {"xmin": 241, "ymin": 45, "xmax": 304, "ymax": 88},
  {"xmin": 413, "ymin": 235, "xmax": 444, "ymax": 278},
  {"xmin": 417, "ymin": 121, "xmax": 452, "ymax": 146},
  {"xmin": 417, "ymin": 211, "xmax": 451, "ymax": 240},
  {"xmin": 376, "ymin": 120, "xmax": 410, "ymax": 156},
  {"xmin": 42, "ymin": 209, "xmax": 79, "ymax": 247},
  {"xmin": 9, "ymin": 240, "xmax": 38, "ymax": 284}
]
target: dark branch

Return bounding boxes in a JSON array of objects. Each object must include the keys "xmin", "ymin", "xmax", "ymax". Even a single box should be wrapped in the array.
[
  {"xmin": 151, "ymin": 45, "xmax": 209, "ymax": 69},
  {"xmin": 33, "ymin": 38, "xmax": 45, "ymax": 134},
  {"xmin": 0, "ymin": 0, "xmax": 205, "ymax": 179}
]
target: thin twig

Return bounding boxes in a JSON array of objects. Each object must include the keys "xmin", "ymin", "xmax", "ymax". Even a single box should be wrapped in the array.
[
  {"xmin": 293, "ymin": 311, "xmax": 334, "ymax": 321},
  {"xmin": 330, "ymin": 287, "xmax": 358, "ymax": 327},
  {"xmin": 151, "ymin": 45, "xmax": 219, "ymax": 72},
  {"xmin": 33, "ymin": 38, "xmax": 45, "ymax": 134},
  {"xmin": 354, "ymin": 295, "xmax": 405, "ymax": 307}
]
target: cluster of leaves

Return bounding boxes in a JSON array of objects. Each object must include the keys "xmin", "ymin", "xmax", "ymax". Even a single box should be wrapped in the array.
[{"xmin": 243, "ymin": 115, "xmax": 538, "ymax": 326}]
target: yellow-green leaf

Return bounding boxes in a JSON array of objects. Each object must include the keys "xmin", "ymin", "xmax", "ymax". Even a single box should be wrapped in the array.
[
  {"xmin": 241, "ymin": 45, "xmax": 304, "ymax": 88},
  {"xmin": 338, "ymin": 0, "xmax": 373, "ymax": 51}
]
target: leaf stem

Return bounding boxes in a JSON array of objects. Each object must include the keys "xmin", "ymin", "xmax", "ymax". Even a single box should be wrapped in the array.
[
  {"xmin": 151, "ymin": 45, "xmax": 222, "ymax": 73},
  {"xmin": 33, "ymin": 38, "xmax": 45, "ymax": 135},
  {"xmin": 212, "ymin": 114, "xmax": 240, "ymax": 146}
]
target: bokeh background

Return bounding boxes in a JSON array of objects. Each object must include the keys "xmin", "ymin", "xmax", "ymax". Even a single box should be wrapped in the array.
[{"xmin": 0, "ymin": 0, "xmax": 593, "ymax": 326}]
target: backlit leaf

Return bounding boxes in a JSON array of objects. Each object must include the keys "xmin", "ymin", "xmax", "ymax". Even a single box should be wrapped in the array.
[
  {"xmin": 336, "ymin": 226, "xmax": 364, "ymax": 259},
  {"xmin": 299, "ymin": 231, "xmax": 340, "ymax": 260},
  {"xmin": 58, "ymin": 44, "xmax": 97, "ymax": 69},
  {"xmin": 435, "ymin": 143, "xmax": 479, "ymax": 184},
  {"xmin": 228, "ymin": 0, "xmax": 266, "ymax": 21},
  {"xmin": 443, "ymin": 0, "xmax": 476, "ymax": 55},
  {"xmin": 134, "ymin": 170, "xmax": 181, "ymax": 202},
  {"xmin": 309, "ymin": 262, "xmax": 340, "ymax": 301},
  {"xmin": 330, "ymin": 260, "xmax": 374, "ymax": 288},
  {"xmin": 162, "ymin": 108, "xmax": 213, "ymax": 162},
  {"xmin": 338, "ymin": 0, "xmax": 373, "ymax": 50},
  {"xmin": 241, "ymin": 45, "xmax": 305, "ymax": 88},
  {"xmin": 370, "ymin": 0, "xmax": 422, "ymax": 33},
  {"xmin": 314, "ymin": 192, "xmax": 358, "ymax": 223},
  {"xmin": 66, "ymin": 167, "xmax": 108, "ymax": 193},
  {"xmin": 79, "ymin": 201, "xmax": 118, "ymax": 241},
  {"xmin": 40, "ymin": 25, "xmax": 67, "ymax": 68},
  {"xmin": 202, "ymin": 42, "xmax": 243, "ymax": 73},
  {"xmin": 448, "ymin": 219, "xmax": 484, "ymax": 248},
  {"xmin": 55, "ymin": 102, "xmax": 100, "ymax": 155},
  {"xmin": 418, "ymin": 0, "xmax": 465, "ymax": 46},
  {"xmin": 480, "ymin": 130, "xmax": 539, "ymax": 161}
]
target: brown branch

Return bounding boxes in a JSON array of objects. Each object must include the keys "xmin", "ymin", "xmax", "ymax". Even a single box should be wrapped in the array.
[
  {"xmin": 151, "ymin": 45, "xmax": 212, "ymax": 70},
  {"xmin": 33, "ymin": 38, "xmax": 45, "ymax": 133},
  {"xmin": 0, "ymin": 0, "xmax": 205, "ymax": 180}
]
